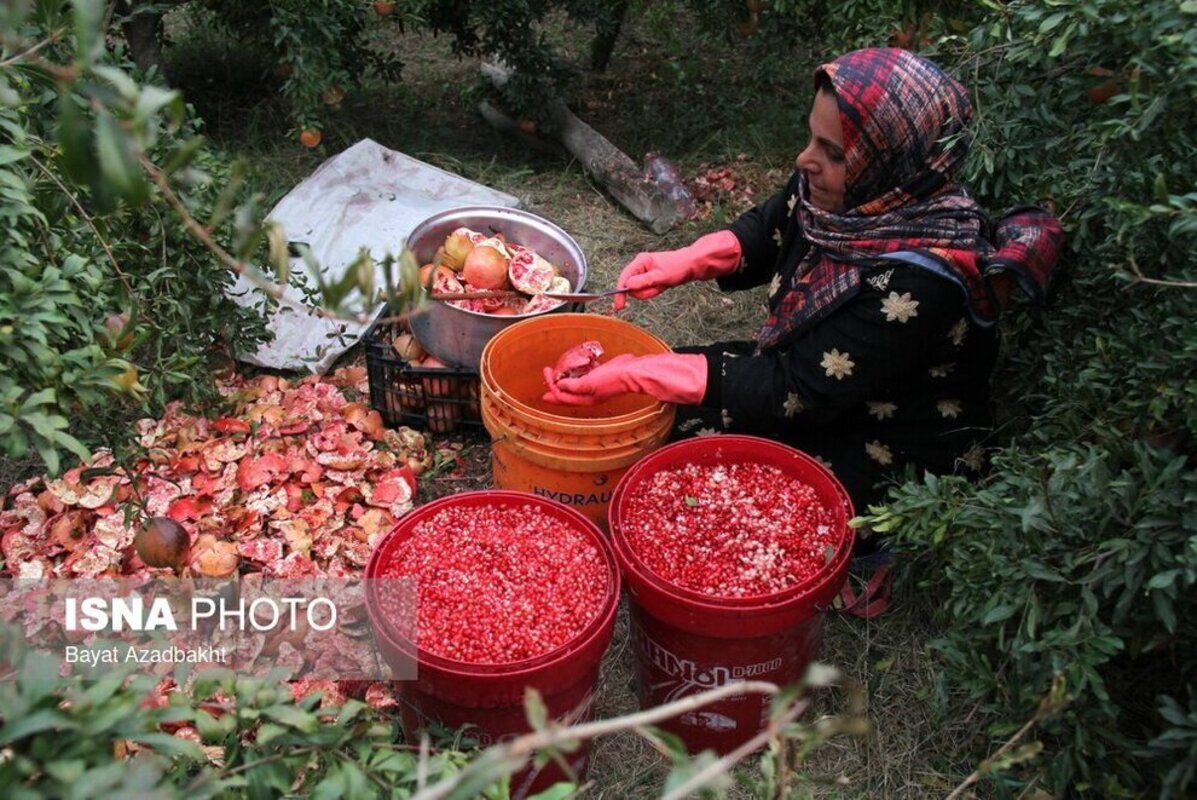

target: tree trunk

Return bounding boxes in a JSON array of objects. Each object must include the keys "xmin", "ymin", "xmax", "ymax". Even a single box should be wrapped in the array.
[
  {"xmin": 120, "ymin": 1, "xmax": 167, "ymax": 77},
  {"xmin": 479, "ymin": 62, "xmax": 681, "ymax": 234},
  {"xmin": 590, "ymin": 0, "xmax": 629, "ymax": 73}
]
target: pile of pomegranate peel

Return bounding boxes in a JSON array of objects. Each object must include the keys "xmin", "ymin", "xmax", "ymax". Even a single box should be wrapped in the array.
[
  {"xmin": 0, "ymin": 368, "xmax": 431, "ymax": 582},
  {"xmin": 0, "ymin": 367, "xmax": 421, "ymax": 734}
]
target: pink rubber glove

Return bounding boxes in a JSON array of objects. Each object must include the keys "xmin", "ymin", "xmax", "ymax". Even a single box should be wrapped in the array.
[
  {"xmin": 542, "ymin": 353, "xmax": 708, "ymax": 406},
  {"xmin": 614, "ymin": 230, "xmax": 743, "ymax": 310}
]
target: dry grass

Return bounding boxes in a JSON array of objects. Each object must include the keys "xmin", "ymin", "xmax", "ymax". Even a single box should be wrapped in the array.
[{"xmin": 158, "ymin": 10, "xmax": 986, "ymax": 798}]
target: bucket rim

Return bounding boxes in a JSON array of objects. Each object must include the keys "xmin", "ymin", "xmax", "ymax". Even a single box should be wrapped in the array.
[
  {"xmin": 607, "ymin": 435, "xmax": 856, "ymax": 608},
  {"xmin": 481, "ymin": 382, "xmax": 673, "ymax": 435},
  {"xmin": 481, "ymin": 389, "xmax": 676, "ymax": 448},
  {"xmin": 480, "ymin": 313, "xmax": 674, "ymax": 426},
  {"xmin": 365, "ymin": 490, "xmax": 621, "ymax": 676}
]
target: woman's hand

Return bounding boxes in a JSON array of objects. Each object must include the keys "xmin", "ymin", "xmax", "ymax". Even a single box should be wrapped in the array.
[
  {"xmin": 542, "ymin": 353, "xmax": 708, "ymax": 406},
  {"xmin": 614, "ymin": 251, "xmax": 697, "ymax": 310},
  {"xmin": 613, "ymin": 231, "xmax": 743, "ymax": 310}
]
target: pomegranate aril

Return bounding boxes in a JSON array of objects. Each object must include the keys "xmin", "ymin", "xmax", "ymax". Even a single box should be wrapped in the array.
[
  {"xmin": 622, "ymin": 462, "xmax": 835, "ymax": 599},
  {"xmin": 378, "ymin": 503, "xmax": 608, "ymax": 664}
]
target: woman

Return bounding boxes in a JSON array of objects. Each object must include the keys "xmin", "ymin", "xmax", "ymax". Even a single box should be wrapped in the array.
[{"xmin": 543, "ymin": 48, "xmax": 1062, "ymax": 517}]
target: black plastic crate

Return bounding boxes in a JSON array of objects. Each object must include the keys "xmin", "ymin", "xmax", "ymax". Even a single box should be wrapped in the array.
[{"xmin": 364, "ymin": 320, "xmax": 484, "ymax": 434}]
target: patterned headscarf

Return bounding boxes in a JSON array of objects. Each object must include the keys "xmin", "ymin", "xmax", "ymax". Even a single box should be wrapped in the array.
[{"xmin": 756, "ymin": 48, "xmax": 1061, "ymax": 352}]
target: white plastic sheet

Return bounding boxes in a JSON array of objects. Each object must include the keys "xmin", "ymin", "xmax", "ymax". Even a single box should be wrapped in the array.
[{"xmin": 229, "ymin": 138, "xmax": 520, "ymax": 374}]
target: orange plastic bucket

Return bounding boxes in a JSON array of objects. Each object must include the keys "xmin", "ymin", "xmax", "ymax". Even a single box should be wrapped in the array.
[{"xmin": 479, "ymin": 313, "xmax": 677, "ymax": 529}]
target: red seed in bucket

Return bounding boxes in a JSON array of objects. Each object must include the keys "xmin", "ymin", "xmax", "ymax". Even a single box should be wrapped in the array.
[
  {"xmin": 378, "ymin": 503, "xmax": 608, "ymax": 664},
  {"xmin": 621, "ymin": 462, "xmax": 836, "ymax": 598}
]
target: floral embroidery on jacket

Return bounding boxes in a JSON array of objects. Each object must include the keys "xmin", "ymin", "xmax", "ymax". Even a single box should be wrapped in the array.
[
  {"xmin": 948, "ymin": 318, "xmax": 968, "ymax": 346},
  {"xmin": 865, "ymin": 440, "xmax": 894, "ymax": 466},
  {"xmin": 821, "ymin": 349, "xmax": 855, "ymax": 380},
  {"xmin": 783, "ymin": 393, "xmax": 805, "ymax": 417},
  {"xmin": 937, "ymin": 399, "xmax": 963, "ymax": 419},
  {"xmin": 881, "ymin": 291, "xmax": 920, "ymax": 323},
  {"xmin": 929, "ymin": 363, "xmax": 955, "ymax": 378},
  {"xmin": 866, "ymin": 269, "xmax": 894, "ymax": 292},
  {"xmin": 867, "ymin": 401, "xmax": 898, "ymax": 420}
]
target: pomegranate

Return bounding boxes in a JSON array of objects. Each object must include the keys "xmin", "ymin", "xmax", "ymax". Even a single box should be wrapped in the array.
[
  {"xmin": 425, "ymin": 402, "xmax": 461, "ymax": 434},
  {"xmin": 391, "ymin": 332, "xmax": 426, "ymax": 363},
  {"xmin": 418, "ymin": 356, "xmax": 456, "ymax": 399},
  {"xmin": 430, "ymin": 265, "xmax": 463, "ymax": 294},
  {"xmin": 104, "ymin": 312, "xmax": 134, "ymax": 349},
  {"xmin": 462, "ymin": 246, "xmax": 510, "ymax": 290},
  {"xmin": 508, "ymin": 249, "xmax": 556, "ymax": 294},
  {"xmin": 551, "ymin": 341, "xmax": 605, "ymax": 382},
  {"xmin": 474, "ymin": 235, "xmax": 510, "ymax": 257},
  {"xmin": 135, "ymin": 517, "xmax": 191, "ymax": 573},
  {"xmin": 418, "ymin": 263, "xmax": 436, "ymax": 288},
  {"xmin": 522, "ymin": 293, "xmax": 565, "ymax": 315},
  {"xmin": 441, "ymin": 230, "xmax": 475, "ymax": 271}
]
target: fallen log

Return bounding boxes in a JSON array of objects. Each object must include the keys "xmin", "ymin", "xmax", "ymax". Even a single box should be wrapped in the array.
[{"xmin": 479, "ymin": 62, "xmax": 691, "ymax": 234}]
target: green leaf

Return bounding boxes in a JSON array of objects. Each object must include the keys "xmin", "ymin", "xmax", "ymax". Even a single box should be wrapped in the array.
[
  {"xmin": 982, "ymin": 604, "xmax": 1018, "ymax": 626},
  {"xmin": 94, "ymin": 111, "xmax": 148, "ymax": 207},
  {"xmin": 92, "ymin": 65, "xmax": 139, "ymax": 102},
  {"xmin": 0, "ymin": 709, "xmax": 75, "ymax": 744},
  {"xmin": 162, "ymin": 135, "xmax": 206, "ymax": 176},
  {"xmin": 245, "ymin": 759, "xmax": 293, "ymax": 799},
  {"xmin": 1152, "ymin": 590, "xmax": 1177, "ymax": 633},
  {"xmin": 1147, "ymin": 569, "xmax": 1180, "ymax": 590},
  {"xmin": 134, "ymin": 85, "xmax": 184, "ymax": 129},
  {"xmin": 127, "ymin": 732, "xmax": 205, "ymax": 760},
  {"xmin": 254, "ymin": 722, "xmax": 289, "ymax": 747},
  {"xmin": 206, "ymin": 159, "xmax": 247, "ymax": 231},
  {"xmin": 54, "ymin": 431, "xmax": 91, "ymax": 462},
  {"xmin": 261, "ymin": 704, "xmax": 318, "ymax": 734},
  {"xmin": 194, "ymin": 708, "xmax": 236, "ymax": 741},
  {"xmin": 0, "ymin": 145, "xmax": 28, "ymax": 167},
  {"xmin": 1038, "ymin": 11, "xmax": 1066, "ymax": 33},
  {"xmin": 34, "ymin": 437, "xmax": 59, "ymax": 476},
  {"xmin": 528, "ymin": 783, "xmax": 576, "ymax": 800},
  {"xmin": 524, "ymin": 687, "xmax": 548, "ymax": 731},
  {"xmin": 44, "ymin": 759, "xmax": 86, "ymax": 784},
  {"xmin": 311, "ymin": 766, "xmax": 345, "ymax": 800},
  {"xmin": 663, "ymin": 751, "xmax": 728, "ymax": 796},
  {"xmin": 72, "ymin": 0, "xmax": 105, "ymax": 64}
]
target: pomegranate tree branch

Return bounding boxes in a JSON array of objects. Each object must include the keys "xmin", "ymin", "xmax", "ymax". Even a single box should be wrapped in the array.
[
  {"xmin": 138, "ymin": 155, "xmax": 344, "ymax": 320},
  {"xmin": 410, "ymin": 681, "xmax": 784, "ymax": 800},
  {"xmin": 1124, "ymin": 255, "xmax": 1197, "ymax": 290},
  {"xmin": 28, "ymin": 149, "xmax": 132, "ymax": 297},
  {"xmin": 660, "ymin": 697, "xmax": 811, "ymax": 800}
]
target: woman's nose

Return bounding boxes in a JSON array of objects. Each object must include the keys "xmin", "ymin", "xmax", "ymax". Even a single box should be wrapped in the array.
[{"xmin": 796, "ymin": 143, "xmax": 816, "ymax": 173}]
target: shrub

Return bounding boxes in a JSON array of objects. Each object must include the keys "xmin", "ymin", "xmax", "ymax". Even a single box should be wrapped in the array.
[
  {"xmin": 0, "ymin": 1, "xmax": 420, "ymax": 474},
  {"xmin": 855, "ymin": 0, "xmax": 1197, "ymax": 796},
  {"xmin": 0, "ymin": 2, "xmax": 270, "ymax": 474}
]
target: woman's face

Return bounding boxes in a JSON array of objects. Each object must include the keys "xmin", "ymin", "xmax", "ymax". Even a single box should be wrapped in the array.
[{"xmin": 795, "ymin": 88, "xmax": 847, "ymax": 213}]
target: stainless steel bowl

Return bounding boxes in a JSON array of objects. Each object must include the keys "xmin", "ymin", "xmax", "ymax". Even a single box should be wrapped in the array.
[{"xmin": 406, "ymin": 206, "xmax": 588, "ymax": 369}]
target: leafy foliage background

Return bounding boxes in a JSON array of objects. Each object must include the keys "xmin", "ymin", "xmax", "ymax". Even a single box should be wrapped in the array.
[{"xmin": 857, "ymin": 0, "xmax": 1197, "ymax": 796}]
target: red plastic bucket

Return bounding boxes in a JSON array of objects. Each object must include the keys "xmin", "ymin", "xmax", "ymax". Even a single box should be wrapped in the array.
[
  {"xmin": 365, "ymin": 491, "xmax": 621, "ymax": 798},
  {"xmin": 608, "ymin": 435, "xmax": 854, "ymax": 754}
]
